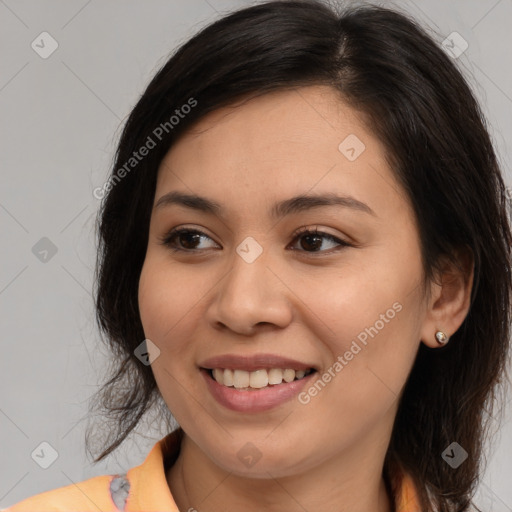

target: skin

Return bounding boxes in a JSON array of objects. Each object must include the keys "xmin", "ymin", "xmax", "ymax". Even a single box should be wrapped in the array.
[{"xmin": 137, "ymin": 85, "xmax": 473, "ymax": 512}]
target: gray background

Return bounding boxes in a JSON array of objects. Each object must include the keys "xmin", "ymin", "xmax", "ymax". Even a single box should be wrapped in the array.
[{"xmin": 1, "ymin": 0, "xmax": 511, "ymax": 509}]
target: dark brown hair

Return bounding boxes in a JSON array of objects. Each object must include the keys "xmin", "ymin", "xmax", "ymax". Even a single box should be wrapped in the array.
[{"xmin": 87, "ymin": 2, "xmax": 512, "ymax": 511}]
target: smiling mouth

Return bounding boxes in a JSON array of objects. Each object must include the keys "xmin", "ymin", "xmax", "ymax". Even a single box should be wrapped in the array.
[{"xmin": 205, "ymin": 367, "xmax": 316, "ymax": 391}]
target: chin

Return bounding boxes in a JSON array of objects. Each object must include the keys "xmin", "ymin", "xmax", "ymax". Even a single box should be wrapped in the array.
[{"xmin": 204, "ymin": 444, "xmax": 312, "ymax": 479}]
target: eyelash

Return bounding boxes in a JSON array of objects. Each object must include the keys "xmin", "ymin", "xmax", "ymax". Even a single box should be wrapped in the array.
[{"xmin": 158, "ymin": 226, "xmax": 352, "ymax": 255}]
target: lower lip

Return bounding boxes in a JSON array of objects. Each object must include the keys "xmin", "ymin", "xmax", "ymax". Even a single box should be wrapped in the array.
[{"xmin": 201, "ymin": 368, "xmax": 316, "ymax": 413}]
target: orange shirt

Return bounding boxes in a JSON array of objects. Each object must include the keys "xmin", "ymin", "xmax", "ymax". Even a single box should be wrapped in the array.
[{"xmin": 3, "ymin": 429, "xmax": 421, "ymax": 511}]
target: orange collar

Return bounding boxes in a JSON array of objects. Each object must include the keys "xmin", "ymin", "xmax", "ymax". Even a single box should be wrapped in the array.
[
  {"xmin": 124, "ymin": 430, "xmax": 181, "ymax": 511},
  {"xmin": 394, "ymin": 471, "xmax": 422, "ymax": 512}
]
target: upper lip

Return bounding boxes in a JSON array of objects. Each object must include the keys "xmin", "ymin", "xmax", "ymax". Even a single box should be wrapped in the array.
[{"xmin": 199, "ymin": 353, "xmax": 317, "ymax": 372}]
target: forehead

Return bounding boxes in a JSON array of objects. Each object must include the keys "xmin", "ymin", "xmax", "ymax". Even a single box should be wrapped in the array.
[
  {"xmin": 164, "ymin": 85, "xmax": 373, "ymax": 166},
  {"xmin": 155, "ymin": 85, "xmax": 407, "ymax": 219}
]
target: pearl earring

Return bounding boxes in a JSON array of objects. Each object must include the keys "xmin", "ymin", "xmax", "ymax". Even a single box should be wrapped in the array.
[{"xmin": 435, "ymin": 331, "xmax": 449, "ymax": 345}]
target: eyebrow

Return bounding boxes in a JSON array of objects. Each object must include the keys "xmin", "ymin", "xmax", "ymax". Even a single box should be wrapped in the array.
[{"xmin": 154, "ymin": 190, "xmax": 376, "ymax": 219}]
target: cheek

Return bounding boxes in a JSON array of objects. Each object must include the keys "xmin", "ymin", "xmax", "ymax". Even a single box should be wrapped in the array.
[
  {"xmin": 138, "ymin": 255, "xmax": 205, "ymax": 348},
  {"xmin": 138, "ymin": 257, "xmax": 206, "ymax": 420},
  {"xmin": 304, "ymin": 250, "xmax": 419, "ymax": 347},
  {"xmin": 303, "ymin": 242, "xmax": 424, "ymax": 403},
  {"xmin": 298, "ymin": 287, "xmax": 422, "ymax": 449}
]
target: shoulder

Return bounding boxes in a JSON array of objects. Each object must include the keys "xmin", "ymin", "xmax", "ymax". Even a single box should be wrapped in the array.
[
  {"xmin": 2, "ymin": 474, "xmax": 119, "ymax": 512},
  {"xmin": 2, "ymin": 430, "xmax": 183, "ymax": 512}
]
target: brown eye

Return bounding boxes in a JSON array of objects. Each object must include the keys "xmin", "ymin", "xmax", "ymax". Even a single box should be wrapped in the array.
[
  {"xmin": 160, "ymin": 228, "xmax": 218, "ymax": 252},
  {"xmin": 289, "ymin": 227, "xmax": 351, "ymax": 253}
]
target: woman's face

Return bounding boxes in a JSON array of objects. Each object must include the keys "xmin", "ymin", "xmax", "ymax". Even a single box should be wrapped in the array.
[{"xmin": 138, "ymin": 85, "xmax": 432, "ymax": 477}]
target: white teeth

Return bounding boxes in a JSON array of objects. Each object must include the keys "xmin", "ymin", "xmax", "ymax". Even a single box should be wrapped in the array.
[
  {"xmin": 283, "ymin": 369, "xmax": 295, "ymax": 383},
  {"xmin": 223, "ymin": 368, "xmax": 234, "ymax": 387},
  {"xmin": 249, "ymin": 369, "xmax": 268, "ymax": 388},
  {"xmin": 211, "ymin": 368, "xmax": 312, "ymax": 389},
  {"xmin": 213, "ymin": 368, "xmax": 224, "ymax": 385},
  {"xmin": 268, "ymin": 368, "xmax": 283, "ymax": 385},
  {"xmin": 233, "ymin": 369, "xmax": 250, "ymax": 389}
]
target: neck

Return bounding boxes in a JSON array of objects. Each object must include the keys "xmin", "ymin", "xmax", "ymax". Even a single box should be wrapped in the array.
[{"xmin": 167, "ymin": 433, "xmax": 394, "ymax": 512}]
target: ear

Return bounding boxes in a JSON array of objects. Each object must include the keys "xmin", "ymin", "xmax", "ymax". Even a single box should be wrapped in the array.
[{"xmin": 420, "ymin": 246, "xmax": 474, "ymax": 348}]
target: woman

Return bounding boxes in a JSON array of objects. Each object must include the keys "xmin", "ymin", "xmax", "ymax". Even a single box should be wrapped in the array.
[{"xmin": 5, "ymin": 1, "xmax": 511, "ymax": 511}]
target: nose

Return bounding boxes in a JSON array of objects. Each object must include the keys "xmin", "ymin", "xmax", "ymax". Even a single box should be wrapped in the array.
[{"xmin": 207, "ymin": 248, "xmax": 293, "ymax": 336}]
